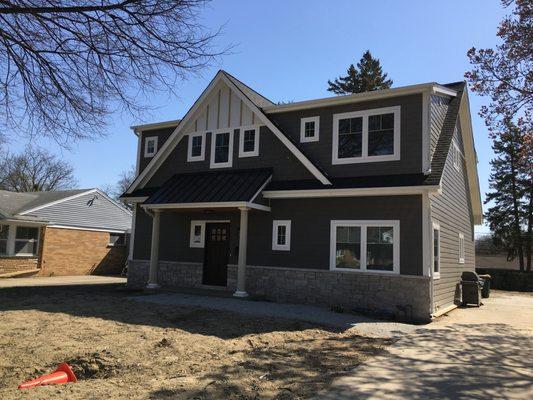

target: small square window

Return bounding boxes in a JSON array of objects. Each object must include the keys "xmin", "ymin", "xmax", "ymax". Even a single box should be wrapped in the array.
[
  {"xmin": 272, "ymin": 220, "xmax": 291, "ymax": 251},
  {"xmin": 300, "ymin": 117, "xmax": 319, "ymax": 142},
  {"xmin": 144, "ymin": 136, "xmax": 158, "ymax": 157},
  {"xmin": 190, "ymin": 221, "xmax": 205, "ymax": 248}
]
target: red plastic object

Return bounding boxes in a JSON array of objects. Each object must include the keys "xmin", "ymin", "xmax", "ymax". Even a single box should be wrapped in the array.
[{"xmin": 18, "ymin": 363, "xmax": 77, "ymax": 389}]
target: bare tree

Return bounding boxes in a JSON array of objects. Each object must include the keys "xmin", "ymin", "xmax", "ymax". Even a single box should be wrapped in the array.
[
  {"xmin": 0, "ymin": 1, "xmax": 223, "ymax": 145},
  {"xmin": 102, "ymin": 164, "xmax": 135, "ymax": 208},
  {"xmin": 0, "ymin": 146, "xmax": 77, "ymax": 191}
]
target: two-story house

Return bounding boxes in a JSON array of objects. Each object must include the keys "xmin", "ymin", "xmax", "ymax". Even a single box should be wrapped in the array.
[{"xmin": 121, "ymin": 70, "xmax": 482, "ymax": 321}]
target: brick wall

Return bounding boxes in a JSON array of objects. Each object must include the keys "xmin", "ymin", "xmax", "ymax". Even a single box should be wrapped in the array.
[
  {"xmin": 40, "ymin": 227, "xmax": 127, "ymax": 276},
  {"xmin": 0, "ymin": 257, "xmax": 39, "ymax": 275}
]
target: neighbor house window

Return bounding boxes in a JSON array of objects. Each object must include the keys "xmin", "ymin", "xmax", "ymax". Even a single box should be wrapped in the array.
[
  {"xmin": 109, "ymin": 233, "xmax": 126, "ymax": 246},
  {"xmin": 433, "ymin": 223, "xmax": 440, "ymax": 279},
  {"xmin": 144, "ymin": 136, "xmax": 158, "ymax": 158},
  {"xmin": 187, "ymin": 132, "xmax": 206, "ymax": 162},
  {"xmin": 332, "ymin": 106, "xmax": 400, "ymax": 164},
  {"xmin": 239, "ymin": 126, "xmax": 259, "ymax": 157},
  {"xmin": 14, "ymin": 226, "xmax": 39, "ymax": 256},
  {"xmin": 272, "ymin": 220, "xmax": 291, "ymax": 251},
  {"xmin": 459, "ymin": 233, "xmax": 465, "ymax": 264},
  {"xmin": 300, "ymin": 116, "xmax": 320, "ymax": 142},
  {"xmin": 210, "ymin": 130, "xmax": 233, "ymax": 168},
  {"xmin": 330, "ymin": 220, "xmax": 399, "ymax": 273},
  {"xmin": 189, "ymin": 221, "xmax": 205, "ymax": 248},
  {"xmin": 0, "ymin": 224, "xmax": 8, "ymax": 255}
]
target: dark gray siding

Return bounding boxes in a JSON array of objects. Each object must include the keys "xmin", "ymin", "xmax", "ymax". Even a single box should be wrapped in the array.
[
  {"xmin": 138, "ymin": 127, "xmax": 175, "ymax": 173},
  {"xmin": 146, "ymin": 126, "xmax": 315, "ymax": 187},
  {"xmin": 268, "ymin": 94, "xmax": 423, "ymax": 177},
  {"xmin": 431, "ymin": 120, "xmax": 475, "ymax": 311},
  {"xmin": 29, "ymin": 191, "xmax": 131, "ymax": 232},
  {"xmin": 133, "ymin": 195, "xmax": 423, "ymax": 276},
  {"xmin": 430, "ymin": 95, "xmax": 450, "ymax": 159}
]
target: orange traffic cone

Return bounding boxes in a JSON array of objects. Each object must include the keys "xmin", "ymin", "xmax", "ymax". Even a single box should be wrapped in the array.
[{"xmin": 18, "ymin": 363, "xmax": 77, "ymax": 389}]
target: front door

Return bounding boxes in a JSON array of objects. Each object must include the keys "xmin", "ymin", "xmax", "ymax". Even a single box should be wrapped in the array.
[{"xmin": 203, "ymin": 223, "xmax": 230, "ymax": 286}]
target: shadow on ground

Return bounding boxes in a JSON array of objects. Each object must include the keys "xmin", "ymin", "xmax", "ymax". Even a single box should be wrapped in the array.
[{"xmin": 320, "ymin": 323, "xmax": 533, "ymax": 400}]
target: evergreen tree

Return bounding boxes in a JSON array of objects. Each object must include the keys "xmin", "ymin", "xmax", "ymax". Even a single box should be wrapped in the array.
[
  {"xmin": 484, "ymin": 123, "xmax": 530, "ymax": 271},
  {"xmin": 328, "ymin": 51, "xmax": 393, "ymax": 95}
]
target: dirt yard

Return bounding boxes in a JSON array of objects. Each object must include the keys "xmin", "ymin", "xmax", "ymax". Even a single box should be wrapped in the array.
[{"xmin": 0, "ymin": 284, "xmax": 391, "ymax": 399}]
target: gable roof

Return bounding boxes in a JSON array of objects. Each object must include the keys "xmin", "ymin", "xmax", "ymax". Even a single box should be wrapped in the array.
[
  {"xmin": 0, "ymin": 189, "xmax": 89, "ymax": 218},
  {"xmin": 125, "ymin": 70, "xmax": 332, "ymax": 195}
]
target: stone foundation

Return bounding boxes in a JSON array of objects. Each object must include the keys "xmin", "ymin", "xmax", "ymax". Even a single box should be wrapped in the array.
[{"xmin": 128, "ymin": 260, "xmax": 431, "ymax": 321}]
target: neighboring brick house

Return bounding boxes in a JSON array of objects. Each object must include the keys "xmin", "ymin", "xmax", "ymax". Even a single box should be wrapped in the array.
[
  {"xmin": 0, "ymin": 189, "xmax": 132, "ymax": 277},
  {"xmin": 121, "ymin": 70, "xmax": 483, "ymax": 321}
]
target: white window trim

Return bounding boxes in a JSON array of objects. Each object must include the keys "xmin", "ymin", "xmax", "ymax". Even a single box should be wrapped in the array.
[
  {"xmin": 432, "ymin": 222, "xmax": 441, "ymax": 279},
  {"xmin": 210, "ymin": 128, "xmax": 234, "ymax": 168},
  {"xmin": 332, "ymin": 106, "xmax": 401, "ymax": 165},
  {"xmin": 300, "ymin": 116, "xmax": 320, "ymax": 143},
  {"xmin": 330, "ymin": 220, "xmax": 400, "ymax": 274},
  {"xmin": 187, "ymin": 132, "xmax": 206, "ymax": 162},
  {"xmin": 144, "ymin": 136, "xmax": 158, "ymax": 158},
  {"xmin": 459, "ymin": 232, "xmax": 465, "ymax": 264},
  {"xmin": 238, "ymin": 125, "xmax": 260, "ymax": 157},
  {"xmin": 189, "ymin": 220, "xmax": 230, "ymax": 248},
  {"xmin": 272, "ymin": 220, "xmax": 291, "ymax": 251}
]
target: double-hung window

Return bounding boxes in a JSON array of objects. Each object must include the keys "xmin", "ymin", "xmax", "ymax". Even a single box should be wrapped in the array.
[
  {"xmin": 14, "ymin": 226, "xmax": 39, "ymax": 256},
  {"xmin": 210, "ymin": 130, "xmax": 233, "ymax": 168},
  {"xmin": 330, "ymin": 220, "xmax": 399, "ymax": 273},
  {"xmin": 144, "ymin": 136, "xmax": 158, "ymax": 158},
  {"xmin": 272, "ymin": 220, "xmax": 291, "ymax": 251},
  {"xmin": 332, "ymin": 106, "xmax": 400, "ymax": 164},
  {"xmin": 433, "ymin": 223, "xmax": 440, "ymax": 279},
  {"xmin": 239, "ymin": 126, "xmax": 259, "ymax": 157},
  {"xmin": 187, "ymin": 132, "xmax": 205, "ymax": 162},
  {"xmin": 300, "ymin": 116, "xmax": 320, "ymax": 142}
]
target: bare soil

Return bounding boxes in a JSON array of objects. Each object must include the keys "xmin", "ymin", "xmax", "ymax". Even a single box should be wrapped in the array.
[{"xmin": 0, "ymin": 284, "xmax": 391, "ymax": 399}]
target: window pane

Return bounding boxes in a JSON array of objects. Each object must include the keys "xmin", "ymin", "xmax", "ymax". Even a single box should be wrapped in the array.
[
  {"xmin": 304, "ymin": 121, "xmax": 315, "ymax": 138},
  {"xmin": 0, "ymin": 240, "xmax": 6, "ymax": 255},
  {"xmin": 335, "ymin": 226, "xmax": 361, "ymax": 269},
  {"xmin": 368, "ymin": 113, "xmax": 394, "ymax": 156},
  {"xmin": 338, "ymin": 117, "xmax": 362, "ymax": 158},
  {"xmin": 277, "ymin": 225, "xmax": 286, "ymax": 245},
  {"xmin": 433, "ymin": 229, "xmax": 440, "ymax": 273},
  {"xmin": 191, "ymin": 136, "xmax": 202, "ymax": 157},
  {"xmin": 215, "ymin": 132, "xmax": 230, "ymax": 163},
  {"xmin": 15, "ymin": 240, "xmax": 36, "ymax": 255},
  {"xmin": 243, "ymin": 129, "xmax": 255, "ymax": 152},
  {"xmin": 0, "ymin": 225, "xmax": 8, "ymax": 240},
  {"xmin": 16, "ymin": 227, "xmax": 38, "ymax": 240},
  {"xmin": 366, "ymin": 226, "xmax": 394, "ymax": 271}
]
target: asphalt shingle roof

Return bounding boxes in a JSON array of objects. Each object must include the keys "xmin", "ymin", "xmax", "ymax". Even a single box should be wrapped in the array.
[{"xmin": 0, "ymin": 189, "xmax": 89, "ymax": 218}]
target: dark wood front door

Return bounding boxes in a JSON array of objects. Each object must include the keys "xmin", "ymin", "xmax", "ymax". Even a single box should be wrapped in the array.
[{"xmin": 203, "ymin": 223, "xmax": 230, "ymax": 286}]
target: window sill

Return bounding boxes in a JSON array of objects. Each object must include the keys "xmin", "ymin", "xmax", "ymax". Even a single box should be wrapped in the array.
[
  {"xmin": 433, "ymin": 273, "xmax": 441, "ymax": 280},
  {"xmin": 332, "ymin": 154, "xmax": 400, "ymax": 165},
  {"xmin": 330, "ymin": 267, "xmax": 399, "ymax": 275}
]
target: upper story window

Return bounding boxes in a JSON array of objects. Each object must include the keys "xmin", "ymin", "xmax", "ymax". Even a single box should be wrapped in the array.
[
  {"xmin": 332, "ymin": 106, "xmax": 400, "ymax": 164},
  {"xmin": 300, "ymin": 116, "xmax": 320, "ymax": 142},
  {"xmin": 239, "ymin": 126, "xmax": 259, "ymax": 157},
  {"xmin": 144, "ymin": 136, "xmax": 158, "ymax": 158},
  {"xmin": 210, "ymin": 129, "xmax": 234, "ymax": 168},
  {"xmin": 187, "ymin": 132, "xmax": 206, "ymax": 162}
]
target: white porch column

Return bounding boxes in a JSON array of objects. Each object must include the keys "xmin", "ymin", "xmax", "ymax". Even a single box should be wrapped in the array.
[
  {"xmin": 147, "ymin": 209, "xmax": 161, "ymax": 289},
  {"xmin": 234, "ymin": 206, "xmax": 249, "ymax": 297}
]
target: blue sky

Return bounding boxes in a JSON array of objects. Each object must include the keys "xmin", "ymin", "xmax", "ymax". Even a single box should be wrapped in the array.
[{"xmin": 8, "ymin": 0, "xmax": 507, "ymax": 233}]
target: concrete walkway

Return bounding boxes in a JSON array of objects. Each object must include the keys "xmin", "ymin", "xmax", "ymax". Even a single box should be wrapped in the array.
[
  {"xmin": 130, "ymin": 291, "xmax": 418, "ymax": 337},
  {"xmin": 318, "ymin": 291, "xmax": 533, "ymax": 399},
  {"xmin": 0, "ymin": 275, "xmax": 126, "ymax": 288}
]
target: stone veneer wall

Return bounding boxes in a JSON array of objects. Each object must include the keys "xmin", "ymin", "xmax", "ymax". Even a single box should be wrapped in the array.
[{"xmin": 128, "ymin": 260, "xmax": 431, "ymax": 321}]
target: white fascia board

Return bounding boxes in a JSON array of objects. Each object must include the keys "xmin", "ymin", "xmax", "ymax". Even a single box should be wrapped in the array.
[
  {"xmin": 263, "ymin": 83, "xmax": 457, "ymax": 114},
  {"xmin": 262, "ymin": 186, "xmax": 440, "ymax": 199},
  {"xmin": 47, "ymin": 224, "xmax": 128, "ymax": 234},
  {"xmin": 130, "ymin": 119, "xmax": 182, "ymax": 135},
  {"xmin": 18, "ymin": 189, "xmax": 96, "ymax": 215},
  {"xmin": 141, "ymin": 201, "xmax": 270, "ymax": 212}
]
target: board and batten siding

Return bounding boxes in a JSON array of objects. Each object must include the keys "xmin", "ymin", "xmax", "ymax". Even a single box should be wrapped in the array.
[
  {"xmin": 430, "ymin": 120, "xmax": 475, "ymax": 312},
  {"xmin": 429, "ymin": 95, "xmax": 450, "ymax": 160},
  {"xmin": 28, "ymin": 191, "xmax": 132, "ymax": 232}
]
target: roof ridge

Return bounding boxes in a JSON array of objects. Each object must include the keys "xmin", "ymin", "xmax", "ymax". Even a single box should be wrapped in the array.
[{"xmin": 221, "ymin": 70, "xmax": 275, "ymax": 107}]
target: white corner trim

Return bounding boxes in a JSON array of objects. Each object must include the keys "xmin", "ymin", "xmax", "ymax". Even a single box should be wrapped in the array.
[
  {"xmin": 187, "ymin": 131, "xmax": 206, "ymax": 162},
  {"xmin": 144, "ymin": 136, "xmax": 158, "ymax": 158},
  {"xmin": 262, "ymin": 185, "xmax": 440, "ymax": 199},
  {"xmin": 210, "ymin": 128, "xmax": 234, "ymax": 168},
  {"xmin": 329, "ymin": 220, "xmax": 400, "ymax": 274},
  {"xmin": 300, "ymin": 116, "xmax": 320, "ymax": 143},
  {"xmin": 332, "ymin": 106, "xmax": 401, "ymax": 165},
  {"xmin": 19, "ymin": 189, "xmax": 97, "ymax": 216},
  {"xmin": 238, "ymin": 125, "xmax": 260, "ymax": 157},
  {"xmin": 422, "ymin": 192, "xmax": 431, "ymax": 277},
  {"xmin": 272, "ymin": 220, "xmax": 291, "ymax": 251}
]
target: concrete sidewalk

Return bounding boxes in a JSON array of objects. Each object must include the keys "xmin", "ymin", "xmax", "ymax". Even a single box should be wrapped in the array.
[
  {"xmin": 318, "ymin": 291, "xmax": 533, "ymax": 399},
  {"xmin": 130, "ymin": 291, "xmax": 418, "ymax": 337},
  {"xmin": 0, "ymin": 275, "xmax": 126, "ymax": 288}
]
